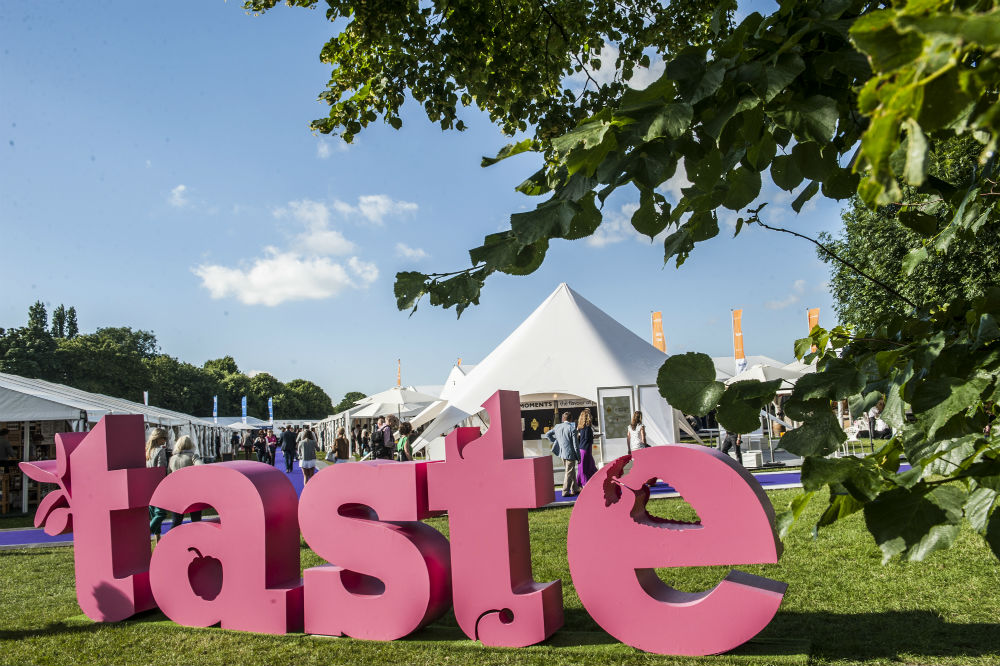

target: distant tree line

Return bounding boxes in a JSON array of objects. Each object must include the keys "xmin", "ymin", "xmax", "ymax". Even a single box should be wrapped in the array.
[{"xmin": 0, "ymin": 302, "xmax": 344, "ymax": 420}]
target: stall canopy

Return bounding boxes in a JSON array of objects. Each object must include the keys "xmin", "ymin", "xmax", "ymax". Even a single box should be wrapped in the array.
[
  {"xmin": 413, "ymin": 283, "xmax": 682, "ymax": 452},
  {"xmin": 0, "ymin": 371, "xmax": 220, "ymax": 430}
]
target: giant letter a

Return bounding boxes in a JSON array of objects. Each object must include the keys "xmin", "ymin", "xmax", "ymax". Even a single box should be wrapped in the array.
[{"xmin": 427, "ymin": 390, "xmax": 563, "ymax": 647}]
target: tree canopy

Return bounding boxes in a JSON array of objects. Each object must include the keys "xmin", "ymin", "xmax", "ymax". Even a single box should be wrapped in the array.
[
  {"xmin": 0, "ymin": 305, "xmax": 335, "ymax": 420},
  {"xmin": 259, "ymin": 0, "xmax": 1000, "ymax": 562}
]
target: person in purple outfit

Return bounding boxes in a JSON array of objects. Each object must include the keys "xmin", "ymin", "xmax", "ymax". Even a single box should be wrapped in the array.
[{"xmin": 576, "ymin": 408, "xmax": 598, "ymax": 487}]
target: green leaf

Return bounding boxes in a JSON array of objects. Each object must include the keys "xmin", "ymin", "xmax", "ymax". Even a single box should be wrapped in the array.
[
  {"xmin": 722, "ymin": 166, "xmax": 762, "ymax": 211},
  {"xmin": 481, "ymin": 138, "xmax": 536, "ymax": 167},
  {"xmin": 643, "ymin": 103, "xmax": 693, "ymax": 141},
  {"xmin": 792, "ymin": 181, "xmax": 820, "ymax": 213},
  {"xmin": 986, "ymin": 510, "xmax": 1000, "ymax": 559},
  {"xmin": 821, "ymin": 167, "xmax": 860, "ymax": 200},
  {"xmin": 902, "ymin": 246, "xmax": 928, "ymax": 276},
  {"xmin": 863, "ymin": 485, "xmax": 966, "ymax": 563},
  {"xmin": 817, "ymin": 493, "xmax": 866, "ymax": 528},
  {"xmin": 801, "ymin": 456, "xmax": 882, "ymax": 502},
  {"xmin": 717, "ymin": 379, "xmax": 781, "ymax": 433},
  {"xmin": 770, "ymin": 154, "xmax": 803, "ymax": 191},
  {"xmin": 898, "ymin": 210, "xmax": 938, "ymax": 237},
  {"xmin": 793, "ymin": 357, "xmax": 865, "ymax": 401},
  {"xmin": 509, "ymin": 199, "xmax": 575, "ymax": 244},
  {"xmin": 630, "ymin": 187, "xmax": 665, "ymax": 239},
  {"xmin": 975, "ymin": 314, "xmax": 1000, "ymax": 349},
  {"xmin": 560, "ymin": 192, "xmax": 600, "ymax": 241},
  {"xmin": 394, "ymin": 271, "xmax": 428, "ymax": 312},
  {"xmin": 848, "ymin": 391, "xmax": 882, "ymax": 420},
  {"xmin": 911, "ymin": 375, "xmax": 991, "ymax": 439},
  {"xmin": 775, "ymin": 490, "xmax": 815, "ymax": 538},
  {"xmin": 499, "ymin": 238, "xmax": 549, "ymax": 276},
  {"xmin": 469, "ymin": 232, "xmax": 521, "ymax": 272},
  {"xmin": 780, "ymin": 399, "xmax": 845, "ymax": 457},
  {"xmin": 772, "ymin": 95, "xmax": 840, "ymax": 143},
  {"xmin": 656, "ymin": 352, "xmax": 725, "ymax": 416},
  {"xmin": 902, "ymin": 119, "xmax": 929, "ymax": 186},
  {"xmin": 964, "ymin": 486, "xmax": 998, "ymax": 534}
]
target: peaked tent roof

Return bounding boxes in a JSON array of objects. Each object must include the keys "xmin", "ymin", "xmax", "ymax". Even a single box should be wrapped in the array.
[
  {"xmin": 447, "ymin": 283, "xmax": 666, "ymax": 410},
  {"xmin": 415, "ymin": 283, "xmax": 669, "ymax": 447}
]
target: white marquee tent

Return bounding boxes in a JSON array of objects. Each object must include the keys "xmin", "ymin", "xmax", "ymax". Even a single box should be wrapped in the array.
[
  {"xmin": 413, "ymin": 283, "xmax": 699, "ymax": 461},
  {"xmin": 0, "ymin": 371, "xmax": 230, "ymax": 512}
]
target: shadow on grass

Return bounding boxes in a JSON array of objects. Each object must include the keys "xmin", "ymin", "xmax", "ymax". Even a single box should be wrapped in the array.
[
  {"xmin": 768, "ymin": 610, "xmax": 1000, "ymax": 661},
  {"xmin": 0, "ymin": 621, "xmax": 108, "ymax": 641}
]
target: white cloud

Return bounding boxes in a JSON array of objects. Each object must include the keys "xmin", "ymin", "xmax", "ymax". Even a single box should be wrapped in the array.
[
  {"xmin": 194, "ymin": 195, "xmax": 391, "ymax": 306},
  {"xmin": 395, "ymin": 243, "xmax": 428, "ymax": 260},
  {"xmin": 566, "ymin": 44, "xmax": 666, "ymax": 91},
  {"xmin": 348, "ymin": 257, "xmax": 378, "ymax": 285},
  {"xmin": 658, "ymin": 162, "xmax": 691, "ymax": 203},
  {"xmin": 333, "ymin": 194, "xmax": 419, "ymax": 226},
  {"xmin": 193, "ymin": 248, "xmax": 377, "ymax": 306},
  {"xmin": 587, "ymin": 203, "xmax": 642, "ymax": 247},
  {"xmin": 169, "ymin": 184, "xmax": 189, "ymax": 208},
  {"xmin": 273, "ymin": 199, "xmax": 356, "ymax": 255},
  {"xmin": 316, "ymin": 137, "xmax": 348, "ymax": 159},
  {"xmin": 765, "ymin": 279, "xmax": 807, "ymax": 310}
]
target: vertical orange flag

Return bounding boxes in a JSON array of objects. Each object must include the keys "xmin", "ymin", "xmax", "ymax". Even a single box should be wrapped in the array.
[
  {"xmin": 651, "ymin": 311, "xmax": 666, "ymax": 352},
  {"xmin": 808, "ymin": 307, "xmax": 820, "ymax": 352},
  {"xmin": 397, "ymin": 358, "xmax": 401, "ymax": 386},
  {"xmin": 733, "ymin": 309, "xmax": 746, "ymax": 372}
]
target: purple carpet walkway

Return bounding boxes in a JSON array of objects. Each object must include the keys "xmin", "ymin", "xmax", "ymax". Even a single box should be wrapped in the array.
[{"xmin": 0, "ymin": 453, "xmax": 822, "ymax": 549}]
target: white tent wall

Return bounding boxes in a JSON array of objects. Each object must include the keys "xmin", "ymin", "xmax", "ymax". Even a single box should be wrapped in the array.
[
  {"xmin": 638, "ymin": 385, "xmax": 675, "ymax": 448},
  {"xmin": 0, "ymin": 371, "xmax": 232, "ymax": 512}
]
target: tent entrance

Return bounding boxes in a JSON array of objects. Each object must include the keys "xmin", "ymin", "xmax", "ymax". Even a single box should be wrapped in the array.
[{"xmin": 596, "ymin": 386, "xmax": 635, "ymax": 466}]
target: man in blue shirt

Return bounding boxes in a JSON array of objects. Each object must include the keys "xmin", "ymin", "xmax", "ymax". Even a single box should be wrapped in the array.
[{"xmin": 545, "ymin": 412, "xmax": 580, "ymax": 497}]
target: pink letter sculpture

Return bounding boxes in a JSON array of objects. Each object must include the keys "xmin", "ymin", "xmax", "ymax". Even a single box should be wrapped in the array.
[
  {"xmin": 148, "ymin": 461, "xmax": 304, "ymax": 634},
  {"xmin": 426, "ymin": 390, "xmax": 563, "ymax": 647},
  {"xmin": 20, "ymin": 415, "xmax": 164, "ymax": 622},
  {"xmin": 299, "ymin": 459, "xmax": 451, "ymax": 640},
  {"xmin": 567, "ymin": 445, "xmax": 786, "ymax": 655}
]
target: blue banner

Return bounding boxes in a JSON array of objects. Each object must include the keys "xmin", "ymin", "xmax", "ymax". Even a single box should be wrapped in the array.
[
  {"xmin": 268, "ymin": 397, "xmax": 273, "ymax": 423},
  {"xmin": 213, "ymin": 395, "xmax": 218, "ymax": 423},
  {"xmin": 241, "ymin": 396, "xmax": 247, "ymax": 424}
]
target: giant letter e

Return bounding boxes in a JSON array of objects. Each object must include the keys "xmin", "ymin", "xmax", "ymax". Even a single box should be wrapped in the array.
[{"xmin": 567, "ymin": 445, "xmax": 786, "ymax": 655}]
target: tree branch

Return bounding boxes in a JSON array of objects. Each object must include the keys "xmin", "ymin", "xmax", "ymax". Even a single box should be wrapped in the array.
[{"xmin": 748, "ymin": 218, "xmax": 920, "ymax": 309}]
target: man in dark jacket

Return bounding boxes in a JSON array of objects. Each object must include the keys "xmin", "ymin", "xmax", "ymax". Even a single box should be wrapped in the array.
[
  {"xmin": 720, "ymin": 430, "xmax": 743, "ymax": 465},
  {"xmin": 279, "ymin": 426, "xmax": 297, "ymax": 473}
]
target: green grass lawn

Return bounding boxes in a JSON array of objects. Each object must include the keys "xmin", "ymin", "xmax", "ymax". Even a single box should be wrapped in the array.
[{"xmin": 1, "ymin": 488, "xmax": 998, "ymax": 665}]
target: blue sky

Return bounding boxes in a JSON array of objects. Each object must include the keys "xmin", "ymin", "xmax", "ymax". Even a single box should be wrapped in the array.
[{"xmin": 1, "ymin": 1, "xmax": 840, "ymax": 407}]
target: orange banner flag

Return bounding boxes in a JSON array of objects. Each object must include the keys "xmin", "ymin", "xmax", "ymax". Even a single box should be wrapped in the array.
[
  {"xmin": 651, "ymin": 312, "xmax": 666, "ymax": 353},
  {"xmin": 397, "ymin": 358, "xmax": 401, "ymax": 386},
  {"xmin": 808, "ymin": 308, "xmax": 820, "ymax": 352},
  {"xmin": 733, "ymin": 309, "xmax": 745, "ymax": 366}
]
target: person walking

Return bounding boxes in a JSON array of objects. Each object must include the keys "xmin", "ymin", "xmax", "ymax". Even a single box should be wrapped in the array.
[
  {"xmin": 546, "ymin": 412, "xmax": 580, "ymax": 497},
  {"xmin": 265, "ymin": 429, "xmax": 278, "ymax": 466},
  {"xmin": 253, "ymin": 431, "xmax": 268, "ymax": 463},
  {"xmin": 145, "ymin": 428, "xmax": 171, "ymax": 543},
  {"xmin": 576, "ymin": 408, "xmax": 598, "ymax": 487},
  {"xmin": 370, "ymin": 417, "xmax": 390, "ymax": 459},
  {"xmin": 396, "ymin": 421, "xmax": 414, "ymax": 461},
  {"xmin": 297, "ymin": 429, "xmax": 319, "ymax": 484},
  {"xmin": 167, "ymin": 435, "xmax": 205, "ymax": 529},
  {"xmin": 626, "ymin": 411, "xmax": 647, "ymax": 453},
  {"xmin": 332, "ymin": 427, "xmax": 351, "ymax": 463},
  {"xmin": 720, "ymin": 429, "xmax": 743, "ymax": 465},
  {"xmin": 279, "ymin": 426, "xmax": 297, "ymax": 473}
]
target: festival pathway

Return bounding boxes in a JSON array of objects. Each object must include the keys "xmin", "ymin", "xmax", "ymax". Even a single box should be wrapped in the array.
[{"xmin": 0, "ymin": 449, "xmax": 806, "ymax": 549}]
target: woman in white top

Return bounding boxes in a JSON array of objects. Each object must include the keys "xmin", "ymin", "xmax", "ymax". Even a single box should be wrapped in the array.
[
  {"xmin": 167, "ymin": 435, "xmax": 205, "ymax": 531},
  {"xmin": 627, "ymin": 411, "xmax": 647, "ymax": 452}
]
